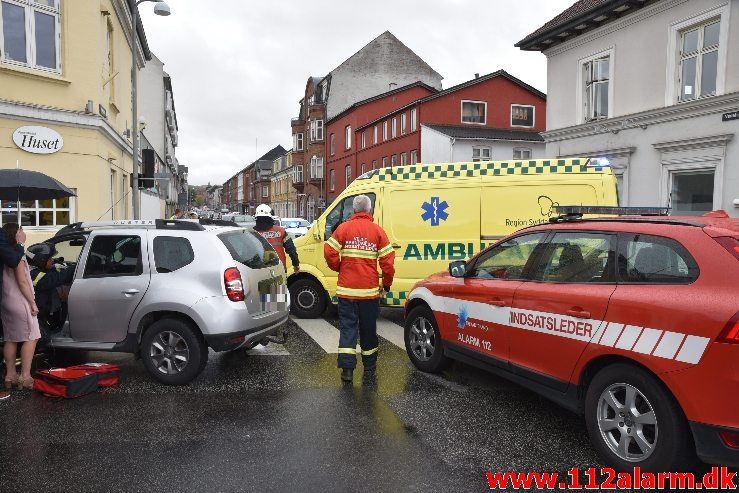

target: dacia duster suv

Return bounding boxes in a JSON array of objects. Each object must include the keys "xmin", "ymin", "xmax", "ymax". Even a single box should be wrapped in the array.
[{"xmin": 23, "ymin": 219, "xmax": 289, "ymax": 385}]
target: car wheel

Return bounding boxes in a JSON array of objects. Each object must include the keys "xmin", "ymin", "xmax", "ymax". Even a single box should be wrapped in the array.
[
  {"xmin": 289, "ymin": 278, "xmax": 327, "ymax": 319},
  {"xmin": 404, "ymin": 306, "xmax": 448, "ymax": 373},
  {"xmin": 584, "ymin": 363, "xmax": 695, "ymax": 472},
  {"xmin": 141, "ymin": 318, "xmax": 208, "ymax": 385}
]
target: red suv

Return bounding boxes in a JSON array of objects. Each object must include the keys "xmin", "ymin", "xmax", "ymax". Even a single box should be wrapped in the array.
[{"xmin": 404, "ymin": 207, "xmax": 739, "ymax": 471}]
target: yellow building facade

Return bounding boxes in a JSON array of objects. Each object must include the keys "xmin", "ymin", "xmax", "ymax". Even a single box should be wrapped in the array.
[
  {"xmin": 0, "ymin": 0, "xmax": 148, "ymax": 243},
  {"xmin": 271, "ymin": 151, "xmax": 296, "ymax": 218}
]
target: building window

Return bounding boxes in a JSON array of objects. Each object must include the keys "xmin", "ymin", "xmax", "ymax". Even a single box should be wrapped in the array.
[
  {"xmin": 461, "ymin": 100, "xmax": 486, "ymax": 124},
  {"xmin": 329, "ymin": 134, "xmax": 335, "ymax": 155},
  {"xmin": 345, "ymin": 125, "xmax": 351, "ymax": 150},
  {"xmin": 294, "ymin": 165, "xmax": 303, "ymax": 183},
  {"xmin": 391, "ymin": 155, "xmax": 397, "ymax": 167},
  {"xmin": 678, "ymin": 19, "xmax": 720, "ymax": 102},
  {"xmin": 383, "ymin": 121, "xmax": 388, "ymax": 141},
  {"xmin": 361, "ymin": 132, "xmax": 366, "ymax": 149},
  {"xmin": 411, "ymin": 108, "xmax": 417, "ymax": 132},
  {"xmin": 299, "ymin": 197, "xmax": 305, "ymax": 218},
  {"xmin": 307, "ymin": 195, "xmax": 315, "ymax": 222},
  {"xmin": 0, "ymin": 196, "xmax": 74, "ymax": 228},
  {"xmin": 472, "ymin": 147, "xmax": 491, "ymax": 162},
  {"xmin": 0, "ymin": 0, "xmax": 60, "ymax": 72},
  {"xmin": 511, "ymin": 105, "xmax": 535, "ymax": 128},
  {"xmin": 401, "ymin": 113, "xmax": 407, "ymax": 135},
  {"xmin": 329, "ymin": 169, "xmax": 335, "ymax": 191},
  {"xmin": 513, "ymin": 148, "xmax": 532, "ymax": 160},
  {"xmin": 583, "ymin": 55, "xmax": 610, "ymax": 122},
  {"xmin": 262, "ymin": 185, "xmax": 268, "ymax": 198},
  {"xmin": 373, "ymin": 125, "xmax": 378, "ymax": 145},
  {"xmin": 410, "ymin": 150, "xmax": 417, "ymax": 165},
  {"xmin": 400, "ymin": 152, "xmax": 407, "ymax": 165},
  {"xmin": 670, "ymin": 170, "xmax": 714, "ymax": 215},
  {"xmin": 382, "ymin": 157, "xmax": 388, "ymax": 168},
  {"xmin": 345, "ymin": 165, "xmax": 351, "ymax": 187},
  {"xmin": 360, "ymin": 163, "xmax": 366, "ymax": 175},
  {"xmin": 310, "ymin": 119, "xmax": 324, "ymax": 142},
  {"xmin": 371, "ymin": 160, "xmax": 377, "ymax": 170},
  {"xmin": 391, "ymin": 117, "xmax": 397, "ymax": 138},
  {"xmin": 293, "ymin": 132, "xmax": 304, "ymax": 151},
  {"xmin": 310, "ymin": 156, "xmax": 323, "ymax": 179}
]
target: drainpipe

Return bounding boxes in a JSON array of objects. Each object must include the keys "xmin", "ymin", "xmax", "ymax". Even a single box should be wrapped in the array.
[{"xmin": 450, "ymin": 137, "xmax": 456, "ymax": 162}]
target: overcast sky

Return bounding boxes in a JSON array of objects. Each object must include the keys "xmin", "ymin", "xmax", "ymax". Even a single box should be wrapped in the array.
[{"xmin": 141, "ymin": 0, "xmax": 573, "ymax": 186}]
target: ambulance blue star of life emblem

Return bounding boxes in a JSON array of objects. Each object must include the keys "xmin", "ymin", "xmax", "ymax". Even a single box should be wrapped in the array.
[
  {"xmin": 457, "ymin": 305, "xmax": 469, "ymax": 329},
  {"xmin": 421, "ymin": 197, "xmax": 449, "ymax": 226}
]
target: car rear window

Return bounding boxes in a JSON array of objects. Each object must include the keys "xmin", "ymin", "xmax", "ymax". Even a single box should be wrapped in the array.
[
  {"xmin": 218, "ymin": 230, "xmax": 280, "ymax": 269},
  {"xmin": 618, "ymin": 234, "xmax": 699, "ymax": 284},
  {"xmin": 153, "ymin": 236, "xmax": 194, "ymax": 273}
]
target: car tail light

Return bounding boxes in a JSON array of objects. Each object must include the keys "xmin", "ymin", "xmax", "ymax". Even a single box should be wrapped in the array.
[
  {"xmin": 719, "ymin": 430, "xmax": 739, "ymax": 449},
  {"xmin": 717, "ymin": 312, "xmax": 739, "ymax": 345},
  {"xmin": 224, "ymin": 267, "xmax": 245, "ymax": 302},
  {"xmin": 714, "ymin": 236, "xmax": 739, "ymax": 261}
]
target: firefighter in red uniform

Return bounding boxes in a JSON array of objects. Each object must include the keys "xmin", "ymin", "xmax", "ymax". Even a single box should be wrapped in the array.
[
  {"xmin": 253, "ymin": 204, "xmax": 300, "ymax": 272},
  {"xmin": 324, "ymin": 194, "xmax": 395, "ymax": 382}
]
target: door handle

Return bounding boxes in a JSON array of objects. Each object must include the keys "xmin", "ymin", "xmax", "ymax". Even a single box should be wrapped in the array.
[
  {"xmin": 391, "ymin": 243, "xmax": 401, "ymax": 249},
  {"xmin": 489, "ymin": 298, "xmax": 506, "ymax": 307},
  {"xmin": 122, "ymin": 289, "xmax": 140, "ymax": 296},
  {"xmin": 566, "ymin": 309, "xmax": 590, "ymax": 318}
]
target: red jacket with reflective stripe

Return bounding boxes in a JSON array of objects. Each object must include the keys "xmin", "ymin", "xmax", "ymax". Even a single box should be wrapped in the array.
[
  {"xmin": 324, "ymin": 212, "xmax": 395, "ymax": 300},
  {"xmin": 255, "ymin": 225, "xmax": 288, "ymax": 266}
]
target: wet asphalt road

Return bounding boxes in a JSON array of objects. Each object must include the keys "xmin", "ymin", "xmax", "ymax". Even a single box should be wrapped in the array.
[{"xmin": 0, "ymin": 309, "xmax": 605, "ymax": 493}]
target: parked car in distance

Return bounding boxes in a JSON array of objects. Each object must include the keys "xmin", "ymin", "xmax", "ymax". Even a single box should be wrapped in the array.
[
  {"xmin": 278, "ymin": 217, "xmax": 310, "ymax": 238},
  {"xmin": 223, "ymin": 213, "xmax": 256, "ymax": 229},
  {"xmin": 405, "ymin": 206, "xmax": 739, "ymax": 471},
  {"xmin": 11, "ymin": 219, "xmax": 290, "ymax": 385}
]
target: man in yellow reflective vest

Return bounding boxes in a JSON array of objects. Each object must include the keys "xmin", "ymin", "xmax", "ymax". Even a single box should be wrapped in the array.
[{"xmin": 324, "ymin": 195, "xmax": 395, "ymax": 382}]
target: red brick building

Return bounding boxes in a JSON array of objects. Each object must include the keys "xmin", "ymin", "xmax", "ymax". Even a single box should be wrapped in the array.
[{"xmin": 324, "ymin": 70, "xmax": 547, "ymax": 203}]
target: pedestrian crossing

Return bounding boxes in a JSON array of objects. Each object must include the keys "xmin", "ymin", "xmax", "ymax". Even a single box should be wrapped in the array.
[{"xmin": 246, "ymin": 316, "xmax": 406, "ymax": 356}]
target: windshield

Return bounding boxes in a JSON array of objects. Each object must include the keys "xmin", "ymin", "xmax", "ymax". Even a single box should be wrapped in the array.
[
  {"xmin": 218, "ymin": 230, "xmax": 279, "ymax": 269},
  {"xmin": 285, "ymin": 220, "xmax": 309, "ymax": 228}
]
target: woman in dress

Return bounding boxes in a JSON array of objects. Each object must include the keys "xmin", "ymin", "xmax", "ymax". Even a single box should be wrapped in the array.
[{"xmin": 1, "ymin": 223, "xmax": 40, "ymax": 390}]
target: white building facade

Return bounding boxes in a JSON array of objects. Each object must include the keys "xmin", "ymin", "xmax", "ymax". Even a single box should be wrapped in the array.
[{"xmin": 517, "ymin": 0, "xmax": 739, "ymax": 215}]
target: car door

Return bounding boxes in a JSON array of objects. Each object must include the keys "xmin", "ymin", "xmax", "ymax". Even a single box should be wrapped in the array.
[
  {"xmin": 441, "ymin": 232, "xmax": 547, "ymax": 367},
  {"xmin": 68, "ymin": 231, "xmax": 151, "ymax": 343},
  {"xmin": 509, "ymin": 230, "xmax": 617, "ymax": 389}
]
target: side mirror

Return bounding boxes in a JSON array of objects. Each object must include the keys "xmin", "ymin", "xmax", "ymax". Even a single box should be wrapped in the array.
[{"xmin": 448, "ymin": 261, "xmax": 467, "ymax": 278}]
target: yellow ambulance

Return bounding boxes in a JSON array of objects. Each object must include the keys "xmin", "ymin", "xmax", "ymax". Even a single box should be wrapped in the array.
[{"xmin": 288, "ymin": 158, "xmax": 618, "ymax": 318}]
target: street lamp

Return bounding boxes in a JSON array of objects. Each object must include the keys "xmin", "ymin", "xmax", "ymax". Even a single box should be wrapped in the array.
[{"xmin": 131, "ymin": 0, "xmax": 170, "ymax": 220}]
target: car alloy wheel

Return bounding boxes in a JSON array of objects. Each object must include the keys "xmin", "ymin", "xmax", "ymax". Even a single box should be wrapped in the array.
[
  {"xmin": 408, "ymin": 316, "xmax": 436, "ymax": 362},
  {"xmin": 150, "ymin": 330, "xmax": 190, "ymax": 375},
  {"xmin": 597, "ymin": 383, "xmax": 658, "ymax": 462}
]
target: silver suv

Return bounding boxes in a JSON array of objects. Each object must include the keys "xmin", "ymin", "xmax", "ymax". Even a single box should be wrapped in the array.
[{"xmin": 36, "ymin": 219, "xmax": 289, "ymax": 385}]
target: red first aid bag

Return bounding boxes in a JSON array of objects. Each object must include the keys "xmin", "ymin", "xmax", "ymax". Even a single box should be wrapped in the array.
[
  {"xmin": 33, "ymin": 368, "xmax": 98, "ymax": 398},
  {"xmin": 67, "ymin": 363, "xmax": 121, "ymax": 388}
]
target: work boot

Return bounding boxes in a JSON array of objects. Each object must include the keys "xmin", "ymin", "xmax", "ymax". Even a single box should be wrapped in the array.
[
  {"xmin": 340, "ymin": 368, "xmax": 353, "ymax": 382},
  {"xmin": 364, "ymin": 365, "xmax": 376, "ymax": 374}
]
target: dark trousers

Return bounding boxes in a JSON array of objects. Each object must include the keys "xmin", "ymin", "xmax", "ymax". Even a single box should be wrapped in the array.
[{"xmin": 337, "ymin": 298, "xmax": 379, "ymax": 369}]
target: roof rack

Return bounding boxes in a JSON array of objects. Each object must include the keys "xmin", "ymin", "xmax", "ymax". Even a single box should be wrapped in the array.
[
  {"xmin": 76, "ymin": 219, "xmax": 205, "ymax": 231},
  {"xmin": 198, "ymin": 218, "xmax": 238, "ymax": 227},
  {"xmin": 550, "ymin": 206, "xmax": 670, "ymax": 222}
]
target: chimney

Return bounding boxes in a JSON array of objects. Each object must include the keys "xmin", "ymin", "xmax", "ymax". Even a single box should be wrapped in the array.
[{"xmin": 474, "ymin": 73, "xmax": 480, "ymax": 79}]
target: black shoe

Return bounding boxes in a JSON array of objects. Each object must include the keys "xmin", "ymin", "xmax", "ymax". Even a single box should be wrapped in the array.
[{"xmin": 340, "ymin": 368, "xmax": 353, "ymax": 382}]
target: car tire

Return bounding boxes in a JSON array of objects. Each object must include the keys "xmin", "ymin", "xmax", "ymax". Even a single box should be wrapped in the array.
[
  {"xmin": 289, "ymin": 278, "xmax": 327, "ymax": 319},
  {"xmin": 141, "ymin": 318, "xmax": 208, "ymax": 385},
  {"xmin": 584, "ymin": 363, "xmax": 696, "ymax": 472},
  {"xmin": 404, "ymin": 305, "xmax": 448, "ymax": 373}
]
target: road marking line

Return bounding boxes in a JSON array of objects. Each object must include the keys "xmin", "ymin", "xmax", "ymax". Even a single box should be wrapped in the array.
[
  {"xmin": 291, "ymin": 317, "xmax": 341, "ymax": 353},
  {"xmin": 245, "ymin": 344, "xmax": 290, "ymax": 356},
  {"xmin": 376, "ymin": 319, "xmax": 405, "ymax": 349}
]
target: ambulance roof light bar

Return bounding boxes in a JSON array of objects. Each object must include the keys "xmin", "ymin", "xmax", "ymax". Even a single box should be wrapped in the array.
[{"xmin": 551, "ymin": 206, "xmax": 670, "ymax": 222}]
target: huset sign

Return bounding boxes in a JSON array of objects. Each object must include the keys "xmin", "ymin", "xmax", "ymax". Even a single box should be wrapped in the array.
[{"xmin": 12, "ymin": 126, "xmax": 64, "ymax": 154}]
